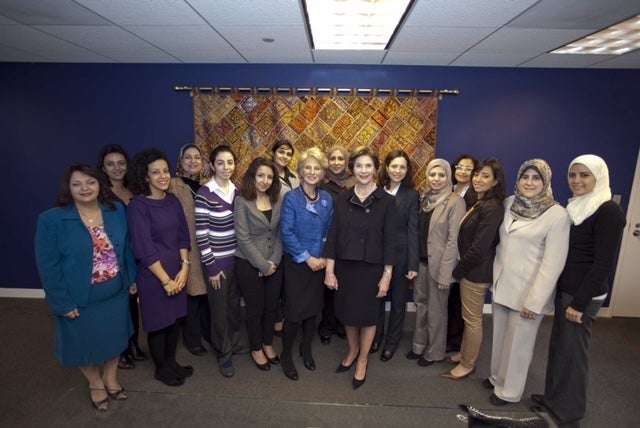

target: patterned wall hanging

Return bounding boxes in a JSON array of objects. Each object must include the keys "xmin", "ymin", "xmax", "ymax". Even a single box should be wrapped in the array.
[{"xmin": 192, "ymin": 88, "xmax": 439, "ymax": 191}]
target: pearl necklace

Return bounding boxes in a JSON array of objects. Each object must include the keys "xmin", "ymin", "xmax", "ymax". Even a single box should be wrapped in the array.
[
  {"xmin": 354, "ymin": 184, "xmax": 376, "ymax": 200},
  {"xmin": 300, "ymin": 186, "xmax": 319, "ymax": 202}
]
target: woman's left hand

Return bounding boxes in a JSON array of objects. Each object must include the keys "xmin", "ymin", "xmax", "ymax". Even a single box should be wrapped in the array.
[
  {"xmin": 406, "ymin": 270, "xmax": 418, "ymax": 280},
  {"xmin": 437, "ymin": 283, "xmax": 450, "ymax": 291},
  {"xmin": 129, "ymin": 283, "xmax": 137, "ymax": 294},
  {"xmin": 520, "ymin": 307, "xmax": 538, "ymax": 320},
  {"xmin": 565, "ymin": 306, "xmax": 583, "ymax": 324}
]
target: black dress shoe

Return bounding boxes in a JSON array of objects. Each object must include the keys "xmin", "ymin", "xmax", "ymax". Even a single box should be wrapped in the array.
[
  {"xmin": 281, "ymin": 353, "xmax": 299, "ymax": 381},
  {"xmin": 320, "ymin": 335, "xmax": 331, "ymax": 344},
  {"xmin": 118, "ymin": 352, "xmax": 135, "ymax": 369},
  {"xmin": 335, "ymin": 361, "xmax": 354, "ymax": 373},
  {"xmin": 417, "ymin": 357, "xmax": 435, "ymax": 367},
  {"xmin": 489, "ymin": 393, "xmax": 511, "ymax": 406},
  {"xmin": 380, "ymin": 349, "xmax": 394, "ymax": 362},
  {"xmin": 369, "ymin": 341, "xmax": 380, "ymax": 354},
  {"xmin": 406, "ymin": 350, "xmax": 421, "ymax": 360},
  {"xmin": 482, "ymin": 378, "xmax": 494, "ymax": 389},
  {"xmin": 303, "ymin": 358, "xmax": 316, "ymax": 371},
  {"xmin": 187, "ymin": 345, "xmax": 207, "ymax": 356},
  {"xmin": 172, "ymin": 364, "xmax": 194, "ymax": 378},
  {"xmin": 352, "ymin": 375, "xmax": 366, "ymax": 390},
  {"xmin": 154, "ymin": 368, "xmax": 184, "ymax": 387},
  {"xmin": 265, "ymin": 354, "xmax": 280, "ymax": 365}
]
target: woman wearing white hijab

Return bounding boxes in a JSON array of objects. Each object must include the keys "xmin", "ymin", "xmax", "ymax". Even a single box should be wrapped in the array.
[
  {"xmin": 407, "ymin": 159, "xmax": 466, "ymax": 366},
  {"xmin": 487, "ymin": 159, "xmax": 570, "ymax": 405},
  {"xmin": 532, "ymin": 154, "xmax": 626, "ymax": 425}
]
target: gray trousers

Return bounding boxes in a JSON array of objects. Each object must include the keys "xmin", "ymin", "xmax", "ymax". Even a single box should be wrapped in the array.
[
  {"xmin": 411, "ymin": 262, "xmax": 450, "ymax": 361},
  {"xmin": 544, "ymin": 291, "xmax": 603, "ymax": 423},
  {"xmin": 206, "ymin": 266, "xmax": 242, "ymax": 365},
  {"xmin": 490, "ymin": 302, "xmax": 544, "ymax": 402}
]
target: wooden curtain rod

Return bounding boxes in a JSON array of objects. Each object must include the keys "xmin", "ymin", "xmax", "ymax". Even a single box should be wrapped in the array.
[{"xmin": 174, "ymin": 86, "xmax": 459, "ymax": 97}]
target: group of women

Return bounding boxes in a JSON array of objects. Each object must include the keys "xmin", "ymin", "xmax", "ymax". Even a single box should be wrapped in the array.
[{"xmin": 35, "ymin": 141, "xmax": 625, "ymax": 425}]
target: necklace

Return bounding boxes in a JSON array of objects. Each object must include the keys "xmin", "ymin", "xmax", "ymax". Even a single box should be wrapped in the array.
[
  {"xmin": 300, "ymin": 186, "xmax": 319, "ymax": 202},
  {"xmin": 354, "ymin": 184, "xmax": 376, "ymax": 200},
  {"xmin": 78, "ymin": 208, "xmax": 101, "ymax": 224}
]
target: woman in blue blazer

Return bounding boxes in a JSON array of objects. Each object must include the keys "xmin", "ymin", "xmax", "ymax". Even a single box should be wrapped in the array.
[{"xmin": 35, "ymin": 164, "xmax": 136, "ymax": 411}]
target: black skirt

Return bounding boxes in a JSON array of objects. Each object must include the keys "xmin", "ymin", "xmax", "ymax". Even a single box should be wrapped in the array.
[
  {"xmin": 334, "ymin": 259, "xmax": 383, "ymax": 326},
  {"xmin": 283, "ymin": 254, "xmax": 325, "ymax": 322}
]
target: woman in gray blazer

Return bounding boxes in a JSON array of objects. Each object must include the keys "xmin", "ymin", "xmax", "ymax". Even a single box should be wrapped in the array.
[
  {"xmin": 487, "ymin": 159, "xmax": 570, "ymax": 405},
  {"xmin": 234, "ymin": 157, "xmax": 283, "ymax": 372},
  {"xmin": 408, "ymin": 159, "xmax": 466, "ymax": 366}
]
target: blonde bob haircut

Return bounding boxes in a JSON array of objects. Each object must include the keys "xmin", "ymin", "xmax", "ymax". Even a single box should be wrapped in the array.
[{"xmin": 297, "ymin": 147, "xmax": 328, "ymax": 177}]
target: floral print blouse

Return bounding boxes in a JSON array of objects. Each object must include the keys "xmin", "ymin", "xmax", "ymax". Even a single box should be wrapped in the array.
[{"xmin": 88, "ymin": 225, "xmax": 120, "ymax": 284}]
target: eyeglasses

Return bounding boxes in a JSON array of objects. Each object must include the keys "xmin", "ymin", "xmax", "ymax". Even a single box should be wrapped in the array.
[{"xmin": 454, "ymin": 165, "xmax": 473, "ymax": 172}]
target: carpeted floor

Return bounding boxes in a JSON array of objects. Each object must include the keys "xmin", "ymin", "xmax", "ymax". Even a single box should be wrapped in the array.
[{"xmin": 1, "ymin": 297, "xmax": 638, "ymax": 427}]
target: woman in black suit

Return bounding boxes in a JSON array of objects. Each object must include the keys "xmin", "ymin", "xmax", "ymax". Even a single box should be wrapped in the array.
[
  {"xmin": 372, "ymin": 150, "xmax": 419, "ymax": 362},
  {"xmin": 442, "ymin": 158, "xmax": 506, "ymax": 380},
  {"xmin": 323, "ymin": 146, "xmax": 397, "ymax": 389}
]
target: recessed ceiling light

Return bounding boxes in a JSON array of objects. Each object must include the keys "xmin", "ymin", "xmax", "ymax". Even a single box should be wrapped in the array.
[
  {"xmin": 262, "ymin": 38, "xmax": 275, "ymax": 43},
  {"xmin": 303, "ymin": 0, "xmax": 413, "ymax": 50},
  {"xmin": 551, "ymin": 14, "xmax": 640, "ymax": 55}
]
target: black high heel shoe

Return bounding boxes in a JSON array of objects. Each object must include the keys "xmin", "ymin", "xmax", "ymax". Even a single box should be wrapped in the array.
[
  {"xmin": 128, "ymin": 339, "xmax": 147, "ymax": 361},
  {"xmin": 251, "ymin": 352, "xmax": 271, "ymax": 371},
  {"xmin": 335, "ymin": 360, "xmax": 354, "ymax": 373},
  {"xmin": 352, "ymin": 375, "xmax": 366, "ymax": 390},
  {"xmin": 263, "ymin": 347, "xmax": 280, "ymax": 365}
]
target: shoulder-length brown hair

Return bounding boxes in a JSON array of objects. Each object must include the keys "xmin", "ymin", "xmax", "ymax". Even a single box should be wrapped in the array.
[
  {"xmin": 55, "ymin": 163, "xmax": 115, "ymax": 209},
  {"xmin": 239, "ymin": 157, "xmax": 281, "ymax": 203},
  {"xmin": 378, "ymin": 150, "xmax": 414, "ymax": 188},
  {"xmin": 349, "ymin": 146, "xmax": 380, "ymax": 172}
]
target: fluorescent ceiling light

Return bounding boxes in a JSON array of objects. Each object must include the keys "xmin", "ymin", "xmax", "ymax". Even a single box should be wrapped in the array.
[
  {"xmin": 304, "ymin": 0, "xmax": 412, "ymax": 50},
  {"xmin": 551, "ymin": 14, "xmax": 640, "ymax": 55}
]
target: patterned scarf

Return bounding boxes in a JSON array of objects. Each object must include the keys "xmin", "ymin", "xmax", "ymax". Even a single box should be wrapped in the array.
[
  {"xmin": 510, "ymin": 158, "xmax": 557, "ymax": 220},
  {"xmin": 325, "ymin": 145, "xmax": 352, "ymax": 189},
  {"xmin": 421, "ymin": 159, "xmax": 453, "ymax": 212}
]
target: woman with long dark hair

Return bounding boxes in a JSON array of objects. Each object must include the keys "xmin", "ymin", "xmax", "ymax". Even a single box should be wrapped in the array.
[
  {"xmin": 442, "ymin": 158, "xmax": 506, "ymax": 381},
  {"xmin": 97, "ymin": 144, "xmax": 146, "ymax": 369},
  {"xmin": 35, "ymin": 164, "xmax": 136, "ymax": 410},
  {"xmin": 234, "ymin": 157, "xmax": 283, "ymax": 372},
  {"xmin": 127, "ymin": 148, "xmax": 192, "ymax": 387}
]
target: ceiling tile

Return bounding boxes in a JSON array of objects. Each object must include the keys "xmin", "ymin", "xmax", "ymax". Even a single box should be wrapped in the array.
[
  {"xmin": 405, "ymin": 0, "xmax": 538, "ymax": 26},
  {"xmin": 75, "ymin": 0, "xmax": 205, "ymax": 25},
  {"xmin": 216, "ymin": 25, "xmax": 310, "ymax": 51},
  {"xmin": 590, "ymin": 50, "xmax": 640, "ymax": 68},
  {"xmin": 240, "ymin": 49, "xmax": 312, "ymax": 64},
  {"xmin": 0, "ymin": 0, "xmax": 108, "ymax": 25},
  {"xmin": 391, "ymin": 26, "xmax": 495, "ymax": 52},
  {"xmin": 521, "ymin": 53, "xmax": 618, "ymax": 68},
  {"xmin": 187, "ymin": 0, "xmax": 304, "ymax": 25},
  {"xmin": 451, "ymin": 53, "xmax": 535, "ymax": 67},
  {"xmin": 508, "ymin": 0, "xmax": 640, "ymax": 29},
  {"xmin": 467, "ymin": 28, "xmax": 593, "ymax": 54}
]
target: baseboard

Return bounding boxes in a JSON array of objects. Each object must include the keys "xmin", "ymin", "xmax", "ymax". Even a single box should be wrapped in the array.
[{"xmin": 0, "ymin": 288, "xmax": 45, "ymax": 298}]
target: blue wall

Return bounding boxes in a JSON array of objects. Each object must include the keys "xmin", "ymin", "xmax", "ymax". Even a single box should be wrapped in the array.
[{"xmin": 2, "ymin": 63, "xmax": 639, "ymax": 289}]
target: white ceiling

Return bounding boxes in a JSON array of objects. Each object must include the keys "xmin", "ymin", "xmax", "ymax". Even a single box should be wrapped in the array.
[{"xmin": 1, "ymin": 0, "xmax": 640, "ymax": 68}]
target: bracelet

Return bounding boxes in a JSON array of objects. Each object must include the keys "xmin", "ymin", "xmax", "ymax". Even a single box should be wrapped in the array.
[
  {"xmin": 162, "ymin": 279, "xmax": 170, "ymax": 286},
  {"xmin": 181, "ymin": 259, "xmax": 191, "ymax": 265},
  {"xmin": 384, "ymin": 269, "xmax": 392, "ymax": 276}
]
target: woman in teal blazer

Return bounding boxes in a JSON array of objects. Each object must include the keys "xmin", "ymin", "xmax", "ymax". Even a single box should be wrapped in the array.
[{"xmin": 35, "ymin": 164, "xmax": 136, "ymax": 411}]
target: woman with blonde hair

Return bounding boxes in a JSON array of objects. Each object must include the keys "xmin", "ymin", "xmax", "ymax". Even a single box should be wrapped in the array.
[{"xmin": 280, "ymin": 147, "xmax": 334, "ymax": 380}]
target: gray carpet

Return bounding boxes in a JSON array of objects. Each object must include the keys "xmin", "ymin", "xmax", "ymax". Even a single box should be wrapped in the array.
[{"xmin": 1, "ymin": 297, "xmax": 638, "ymax": 427}]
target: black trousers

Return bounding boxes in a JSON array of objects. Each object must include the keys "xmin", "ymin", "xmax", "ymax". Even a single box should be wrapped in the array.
[
  {"xmin": 235, "ymin": 257, "xmax": 282, "ymax": 351},
  {"xmin": 206, "ymin": 266, "xmax": 242, "ymax": 364},
  {"xmin": 446, "ymin": 282, "xmax": 464, "ymax": 351},
  {"xmin": 544, "ymin": 291, "xmax": 603, "ymax": 423},
  {"xmin": 182, "ymin": 294, "xmax": 211, "ymax": 349},
  {"xmin": 375, "ymin": 265, "xmax": 411, "ymax": 352}
]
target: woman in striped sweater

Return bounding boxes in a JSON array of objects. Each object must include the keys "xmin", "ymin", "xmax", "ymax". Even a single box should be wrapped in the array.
[{"xmin": 195, "ymin": 145, "xmax": 245, "ymax": 378}]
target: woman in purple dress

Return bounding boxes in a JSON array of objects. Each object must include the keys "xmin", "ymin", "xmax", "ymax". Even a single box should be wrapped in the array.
[{"xmin": 127, "ymin": 148, "xmax": 192, "ymax": 386}]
